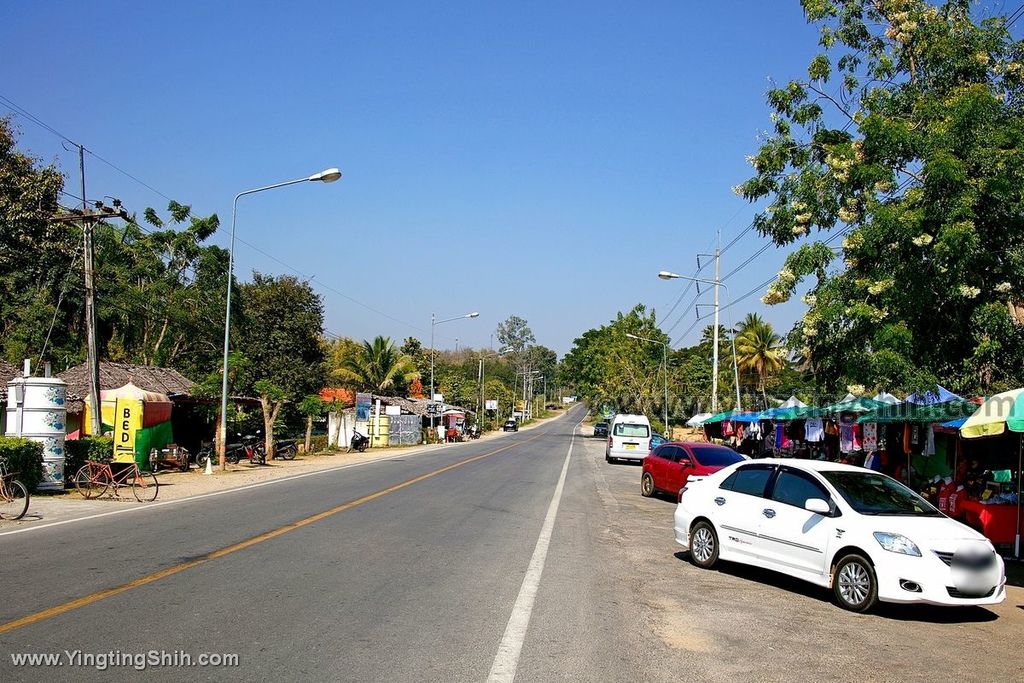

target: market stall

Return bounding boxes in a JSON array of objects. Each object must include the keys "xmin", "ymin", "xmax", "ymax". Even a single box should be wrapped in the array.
[{"xmin": 958, "ymin": 388, "xmax": 1024, "ymax": 558}]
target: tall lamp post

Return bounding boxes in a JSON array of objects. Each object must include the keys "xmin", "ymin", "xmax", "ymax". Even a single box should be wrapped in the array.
[
  {"xmin": 478, "ymin": 347, "xmax": 510, "ymax": 429},
  {"xmin": 626, "ymin": 333, "xmax": 670, "ymax": 437},
  {"xmin": 430, "ymin": 311, "xmax": 479, "ymax": 436},
  {"xmin": 658, "ymin": 271, "xmax": 742, "ymax": 414},
  {"xmin": 217, "ymin": 167, "xmax": 342, "ymax": 472}
]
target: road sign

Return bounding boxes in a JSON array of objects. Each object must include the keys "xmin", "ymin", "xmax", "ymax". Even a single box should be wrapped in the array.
[
  {"xmin": 426, "ymin": 403, "xmax": 441, "ymax": 416},
  {"xmin": 485, "ymin": 399, "xmax": 498, "ymax": 410}
]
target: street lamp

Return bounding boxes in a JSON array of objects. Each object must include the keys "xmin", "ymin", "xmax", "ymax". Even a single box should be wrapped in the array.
[
  {"xmin": 430, "ymin": 311, "xmax": 479, "ymax": 437},
  {"xmin": 657, "ymin": 271, "xmax": 742, "ymax": 413},
  {"xmin": 217, "ymin": 168, "xmax": 342, "ymax": 472},
  {"xmin": 626, "ymin": 333, "xmax": 670, "ymax": 437}
]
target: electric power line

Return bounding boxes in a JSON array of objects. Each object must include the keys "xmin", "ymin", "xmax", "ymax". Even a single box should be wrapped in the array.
[{"xmin": 3, "ymin": 93, "xmax": 427, "ymax": 336}]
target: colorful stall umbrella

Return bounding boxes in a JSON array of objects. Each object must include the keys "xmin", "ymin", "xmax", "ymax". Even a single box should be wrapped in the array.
[{"xmin": 959, "ymin": 388, "xmax": 1024, "ymax": 558}]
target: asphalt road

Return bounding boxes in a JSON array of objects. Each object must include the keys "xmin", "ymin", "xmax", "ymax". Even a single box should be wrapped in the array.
[{"xmin": 1, "ymin": 405, "xmax": 1021, "ymax": 682}]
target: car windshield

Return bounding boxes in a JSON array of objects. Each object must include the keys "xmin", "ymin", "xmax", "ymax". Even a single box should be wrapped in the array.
[
  {"xmin": 689, "ymin": 446, "xmax": 743, "ymax": 467},
  {"xmin": 614, "ymin": 423, "xmax": 650, "ymax": 438},
  {"xmin": 821, "ymin": 471, "xmax": 942, "ymax": 516}
]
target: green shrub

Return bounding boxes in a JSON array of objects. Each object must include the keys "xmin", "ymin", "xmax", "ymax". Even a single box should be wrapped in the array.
[
  {"xmin": 0, "ymin": 436, "xmax": 44, "ymax": 491},
  {"xmin": 308, "ymin": 435, "xmax": 329, "ymax": 453},
  {"xmin": 64, "ymin": 437, "xmax": 114, "ymax": 484}
]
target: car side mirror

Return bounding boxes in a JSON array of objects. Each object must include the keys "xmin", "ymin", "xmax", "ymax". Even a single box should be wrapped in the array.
[
  {"xmin": 679, "ymin": 459, "xmax": 692, "ymax": 468},
  {"xmin": 804, "ymin": 498, "xmax": 831, "ymax": 515}
]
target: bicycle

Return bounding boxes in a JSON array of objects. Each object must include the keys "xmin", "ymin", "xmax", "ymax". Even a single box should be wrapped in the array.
[
  {"xmin": 73, "ymin": 459, "xmax": 159, "ymax": 502},
  {"xmin": 0, "ymin": 456, "xmax": 30, "ymax": 520}
]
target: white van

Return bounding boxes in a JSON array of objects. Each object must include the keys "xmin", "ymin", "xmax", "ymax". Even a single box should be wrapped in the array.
[{"xmin": 605, "ymin": 414, "xmax": 652, "ymax": 463}]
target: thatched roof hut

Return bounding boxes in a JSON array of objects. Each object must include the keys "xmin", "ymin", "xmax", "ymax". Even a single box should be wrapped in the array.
[{"xmin": 58, "ymin": 362, "xmax": 196, "ymax": 412}]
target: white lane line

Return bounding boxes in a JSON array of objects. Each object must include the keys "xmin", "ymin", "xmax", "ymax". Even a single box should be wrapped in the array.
[{"xmin": 486, "ymin": 417, "xmax": 581, "ymax": 683}]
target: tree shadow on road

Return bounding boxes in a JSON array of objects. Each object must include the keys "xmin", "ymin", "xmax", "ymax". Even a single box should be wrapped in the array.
[{"xmin": 672, "ymin": 551, "xmax": 999, "ymax": 624}]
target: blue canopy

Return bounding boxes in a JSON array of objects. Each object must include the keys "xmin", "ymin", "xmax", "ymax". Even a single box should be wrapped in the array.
[
  {"xmin": 940, "ymin": 417, "xmax": 969, "ymax": 428},
  {"xmin": 730, "ymin": 411, "xmax": 765, "ymax": 423}
]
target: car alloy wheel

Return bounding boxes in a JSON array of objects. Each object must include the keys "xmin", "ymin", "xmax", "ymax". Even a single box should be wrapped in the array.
[
  {"xmin": 689, "ymin": 521, "xmax": 719, "ymax": 568},
  {"xmin": 640, "ymin": 473, "xmax": 655, "ymax": 497},
  {"xmin": 833, "ymin": 554, "xmax": 878, "ymax": 612}
]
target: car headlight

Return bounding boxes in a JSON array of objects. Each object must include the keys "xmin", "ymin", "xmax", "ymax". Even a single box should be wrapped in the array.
[{"xmin": 873, "ymin": 532, "xmax": 921, "ymax": 557}]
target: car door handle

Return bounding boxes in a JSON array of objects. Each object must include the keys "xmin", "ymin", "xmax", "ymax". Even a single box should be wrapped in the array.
[
  {"xmin": 762, "ymin": 508, "xmax": 776, "ymax": 518},
  {"xmin": 714, "ymin": 497, "xmax": 726, "ymax": 506}
]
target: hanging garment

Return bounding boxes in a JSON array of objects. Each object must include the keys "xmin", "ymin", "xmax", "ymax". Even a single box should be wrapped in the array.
[
  {"xmin": 804, "ymin": 418, "xmax": 824, "ymax": 442},
  {"xmin": 736, "ymin": 425, "xmax": 745, "ymax": 441},
  {"xmin": 839, "ymin": 418, "xmax": 856, "ymax": 453},
  {"xmin": 824, "ymin": 421, "xmax": 840, "ymax": 436},
  {"xmin": 775, "ymin": 422, "xmax": 791, "ymax": 449},
  {"xmin": 903, "ymin": 424, "xmax": 912, "ymax": 454},
  {"xmin": 722, "ymin": 420, "xmax": 734, "ymax": 437},
  {"xmin": 924, "ymin": 425, "xmax": 935, "ymax": 456},
  {"xmin": 911, "ymin": 425, "xmax": 921, "ymax": 446},
  {"xmin": 863, "ymin": 422, "xmax": 878, "ymax": 452}
]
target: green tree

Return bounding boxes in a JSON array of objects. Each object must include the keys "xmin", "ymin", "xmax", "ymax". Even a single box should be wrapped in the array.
[
  {"xmin": 736, "ymin": 0, "xmax": 1024, "ymax": 395},
  {"xmin": 333, "ymin": 336, "xmax": 419, "ymax": 393},
  {"xmin": 561, "ymin": 305, "xmax": 668, "ymax": 419},
  {"xmin": 234, "ymin": 273, "xmax": 326, "ymax": 459},
  {"xmin": 298, "ymin": 394, "xmax": 325, "ymax": 453},
  {"xmin": 94, "ymin": 202, "xmax": 226, "ymax": 377},
  {"xmin": 495, "ymin": 315, "xmax": 536, "ymax": 354},
  {"xmin": 0, "ymin": 117, "xmax": 72, "ymax": 365}
]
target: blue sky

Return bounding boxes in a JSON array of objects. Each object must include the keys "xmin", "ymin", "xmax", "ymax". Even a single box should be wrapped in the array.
[{"xmin": 3, "ymin": 1, "xmax": 825, "ymax": 354}]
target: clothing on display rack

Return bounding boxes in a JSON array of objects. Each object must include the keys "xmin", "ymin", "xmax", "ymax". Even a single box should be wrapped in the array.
[
  {"xmin": 862, "ymin": 422, "xmax": 877, "ymax": 452},
  {"xmin": 804, "ymin": 418, "xmax": 824, "ymax": 442}
]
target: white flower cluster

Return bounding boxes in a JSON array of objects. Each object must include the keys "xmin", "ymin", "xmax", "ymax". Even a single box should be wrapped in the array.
[
  {"xmin": 885, "ymin": 9, "xmax": 919, "ymax": 43},
  {"xmin": 802, "ymin": 293, "xmax": 817, "ymax": 306},
  {"xmin": 867, "ymin": 279, "xmax": 895, "ymax": 295},
  {"xmin": 825, "ymin": 152, "xmax": 855, "ymax": 183},
  {"xmin": 846, "ymin": 384, "xmax": 866, "ymax": 396},
  {"xmin": 761, "ymin": 282, "xmax": 788, "ymax": 305},
  {"xmin": 995, "ymin": 282, "xmax": 1012, "ymax": 293},
  {"xmin": 958, "ymin": 285, "xmax": 981, "ymax": 299},
  {"xmin": 911, "ymin": 233, "xmax": 933, "ymax": 246}
]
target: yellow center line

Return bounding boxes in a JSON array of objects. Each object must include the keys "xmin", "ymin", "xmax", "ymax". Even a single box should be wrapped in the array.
[{"xmin": 0, "ymin": 427, "xmax": 557, "ymax": 635}]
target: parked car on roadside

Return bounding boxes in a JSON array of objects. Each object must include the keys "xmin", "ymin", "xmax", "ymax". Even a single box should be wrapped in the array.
[
  {"xmin": 605, "ymin": 414, "xmax": 651, "ymax": 464},
  {"xmin": 593, "ymin": 422, "xmax": 609, "ymax": 438},
  {"xmin": 641, "ymin": 442, "xmax": 743, "ymax": 499},
  {"xmin": 503, "ymin": 419, "xmax": 519, "ymax": 432},
  {"xmin": 649, "ymin": 433, "xmax": 667, "ymax": 449},
  {"xmin": 674, "ymin": 459, "xmax": 1007, "ymax": 612}
]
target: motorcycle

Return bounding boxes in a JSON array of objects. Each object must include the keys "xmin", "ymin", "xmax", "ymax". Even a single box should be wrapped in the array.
[
  {"xmin": 240, "ymin": 434, "xmax": 266, "ymax": 465},
  {"xmin": 348, "ymin": 431, "xmax": 369, "ymax": 453},
  {"xmin": 196, "ymin": 433, "xmax": 264, "ymax": 466},
  {"xmin": 274, "ymin": 439, "xmax": 297, "ymax": 460}
]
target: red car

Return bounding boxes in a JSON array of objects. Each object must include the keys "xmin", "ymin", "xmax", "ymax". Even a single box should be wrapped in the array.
[{"xmin": 641, "ymin": 442, "xmax": 745, "ymax": 499}]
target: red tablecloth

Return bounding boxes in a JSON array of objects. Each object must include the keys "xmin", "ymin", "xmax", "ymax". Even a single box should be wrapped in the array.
[{"xmin": 959, "ymin": 499, "xmax": 1023, "ymax": 545}]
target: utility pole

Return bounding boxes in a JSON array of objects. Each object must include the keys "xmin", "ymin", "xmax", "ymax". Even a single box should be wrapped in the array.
[
  {"xmin": 80, "ymin": 145, "xmax": 101, "ymax": 436},
  {"xmin": 50, "ymin": 148, "xmax": 128, "ymax": 436},
  {"xmin": 711, "ymin": 239, "xmax": 720, "ymax": 414}
]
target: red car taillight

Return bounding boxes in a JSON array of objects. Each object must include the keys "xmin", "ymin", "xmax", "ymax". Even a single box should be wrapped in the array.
[{"xmin": 608, "ymin": 436, "xmax": 613, "ymax": 448}]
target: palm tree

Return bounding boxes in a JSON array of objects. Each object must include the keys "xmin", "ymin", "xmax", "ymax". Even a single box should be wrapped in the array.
[
  {"xmin": 736, "ymin": 312, "xmax": 766, "ymax": 336},
  {"xmin": 332, "ymin": 336, "xmax": 419, "ymax": 393},
  {"xmin": 735, "ymin": 321, "xmax": 787, "ymax": 407}
]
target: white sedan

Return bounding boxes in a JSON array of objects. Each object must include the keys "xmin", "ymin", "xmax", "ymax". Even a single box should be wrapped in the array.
[{"xmin": 674, "ymin": 459, "xmax": 1006, "ymax": 612}]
